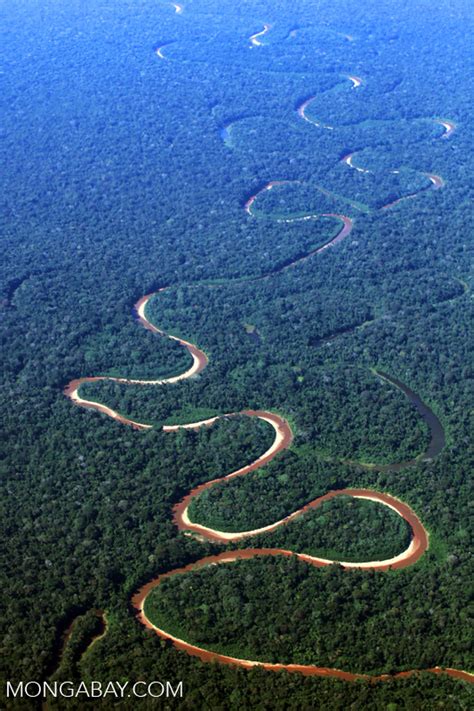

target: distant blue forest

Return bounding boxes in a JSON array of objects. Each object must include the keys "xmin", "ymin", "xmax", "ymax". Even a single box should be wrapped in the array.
[{"xmin": 1, "ymin": 1, "xmax": 473, "ymax": 708}]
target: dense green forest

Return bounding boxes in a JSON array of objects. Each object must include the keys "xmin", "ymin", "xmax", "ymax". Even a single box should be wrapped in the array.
[
  {"xmin": 144, "ymin": 555, "xmax": 471, "ymax": 671},
  {"xmin": 189, "ymin": 494, "xmax": 412, "ymax": 560},
  {"xmin": 1, "ymin": 0, "xmax": 473, "ymax": 708}
]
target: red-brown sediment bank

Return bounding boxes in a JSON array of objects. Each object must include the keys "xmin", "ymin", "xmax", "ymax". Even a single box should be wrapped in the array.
[
  {"xmin": 65, "ymin": 293, "xmax": 470, "ymax": 682},
  {"xmin": 168, "ymin": 412, "xmax": 427, "ymax": 567},
  {"xmin": 63, "ymin": 72, "xmax": 468, "ymax": 678},
  {"xmin": 243, "ymin": 181, "xmax": 353, "ymax": 259},
  {"xmin": 64, "ymin": 292, "xmax": 208, "ymax": 427},
  {"xmin": 132, "ymin": 547, "xmax": 473, "ymax": 683},
  {"xmin": 381, "ymin": 173, "xmax": 444, "ymax": 210}
]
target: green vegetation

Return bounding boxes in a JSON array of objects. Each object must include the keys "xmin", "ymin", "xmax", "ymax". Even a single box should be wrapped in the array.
[
  {"xmin": 190, "ymin": 494, "xmax": 412, "ymax": 561},
  {"xmin": 145, "ymin": 554, "xmax": 472, "ymax": 673},
  {"xmin": 47, "ymin": 610, "xmax": 107, "ymax": 682},
  {"xmin": 1, "ymin": 0, "xmax": 473, "ymax": 708}
]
